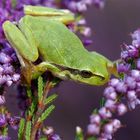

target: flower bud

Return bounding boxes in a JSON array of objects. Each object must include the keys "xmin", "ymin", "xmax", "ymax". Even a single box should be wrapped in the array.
[
  {"xmin": 104, "ymin": 123, "xmax": 114, "ymax": 134},
  {"xmin": 117, "ymin": 103, "xmax": 127, "ymax": 116},
  {"xmin": 87, "ymin": 124, "xmax": 100, "ymax": 135},
  {"xmin": 99, "ymin": 107, "xmax": 112, "ymax": 119},
  {"xmin": 90, "ymin": 114, "xmax": 101, "ymax": 124},
  {"xmin": 0, "ymin": 95, "xmax": 5, "ymax": 105},
  {"xmin": 127, "ymin": 90, "xmax": 137, "ymax": 101}
]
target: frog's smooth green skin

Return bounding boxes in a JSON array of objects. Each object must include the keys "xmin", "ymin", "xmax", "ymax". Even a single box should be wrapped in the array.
[{"xmin": 2, "ymin": 5, "xmax": 117, "ymax": 86}]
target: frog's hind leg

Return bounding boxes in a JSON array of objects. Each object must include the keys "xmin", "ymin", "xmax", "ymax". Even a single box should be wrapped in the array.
[{"xmin": 24, "ymin": 5, "xmax": 75, "ymax": 25}]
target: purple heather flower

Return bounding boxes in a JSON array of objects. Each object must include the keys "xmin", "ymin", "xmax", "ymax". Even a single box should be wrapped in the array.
[
  {"xmin": 12, "ymin": 73, "xmax": 20, "ymax": 82},
  {"xmin": 117, "ymin": 103, "xmax": 127, "ymax": 116},
  {"xmin": 50, "ymin": 134, "xmax": 61, "ymax": 140},
  {"xmin": 103, "ymin": 86, "xmax": 115, "ymax": 96},
  {"xmin": 0, "ymin": 52, "xmax": 12, "ymax": 64},
  {"xmin": 126, "ymin": 45, "xmax": 139, "ymax": 58},
  {"xmin": 111, "ymin": 119, "xmax": 121, "ymax": 131},
  {"xmin": 132, "ymin": 29, "xmax": 140, "ymax": 47},
  {"xmin": 43, "ymin": 126, "xmax": 54, "ymax": 135},
  {"xmin": 90, "ymin": 114, "xmax": 101, "ymax": 124},
  {"xmin": 92, "ymin": 0, "xmax": 105, "ymax": 9},
  {"xmin": 103, "ymin": 123, "xmax": 114, "ymax": 135},
  {"xmin": 130, "ymin": 69, "xmax": 140, "ymax": 80},
  {"xmin": 99, "ymin": 107, "xmax": 112, "ymax": 119},
  {"xmin": 105, "ymin": 91, "xmax": 117, "ymax": 101},
  {"xmin": 117, "ymin": 63, "xmax": 130, "ymax": 73},
  {"xmin": 125, "ymin": 76, "xmax": 136, "ymax": 90},
  {"xmin": 101, "ymin": 132, "xmax": 112, "ymax": 140},
  {"xmin": 127, "ymin": 90, "xmax": 137, "ymax": 101},
  {"xmin": 120, "ymin": 45, "xmax": 139, "ymax": 61},
  {"xmin": 0, "ymin": 114, "xmax": 7, "ymax": 127},
  {"xmin": 76, "ymin": 1, "xmax": 87, "ymax": 12},
  {"xmin": 121, "ymin": 50, "xmax": 129, "ymax": 61},
  {"xmin": 83, "ymin": 39, "xmax": 93, "ymax": 46},
  {"xmin": 109, "ymin": 78, "xmax": 119, "ymax": 87},
  {"xmin": 65, "ymin": 0, "xmax": 89, "ymax": 12},
  {"xmin": 8, "ymin": 116, "xmax": 20, "ymax": 130},
  {"xmin": 43, "ymin": 126, "xmax": 61, "ymax": 140},
  {"xmin": 81, "ymin": 27, "xmax": 92, "ymax": 37},
  {"xmin": 98, "ymin": 138, "xmax": 108, "ymax": 140},
  {"xmin": 0, "ymin": 136, "xmax": 11, "ymax": 140},
  {"xmin": 115, "ymin": 81, "xmax": 127, "ymax": 93},
  {"xmin": 77, "ymin": 19, "xmax": 86, "ymax": 25},
  {"xmin": 136, "ymin": 58, "xmax": 140, "ymax": 70},
  {"xmin": 0, "ymin": 95, "xmax": 5, "ymax": 105},
  {"xmin": 128, "ymin": 98, "xmax": 140, "ymax": 109},
  {"xmin": 87, "ymin": 123, "xmax": 100, "ymax": 135},
  {"xmin": 104, "ymin": 100, "xmax": 116, "ymax": 111}
]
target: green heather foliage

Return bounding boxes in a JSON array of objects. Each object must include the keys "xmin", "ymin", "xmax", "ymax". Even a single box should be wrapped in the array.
[{"xmin": 18, "ymin": 118, "xmax": 25, "ymax": 140}]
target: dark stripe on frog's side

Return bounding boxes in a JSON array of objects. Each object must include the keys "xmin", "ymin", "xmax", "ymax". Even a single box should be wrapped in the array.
[{"xmin": 52, "ymin": 63, "xmax": 105, "ymax": 80}]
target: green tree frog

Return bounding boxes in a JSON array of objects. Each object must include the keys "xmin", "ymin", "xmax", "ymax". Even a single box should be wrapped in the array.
[{"xmin": 2, "ymin": 5, "xmax": 117, "ymax": 86}]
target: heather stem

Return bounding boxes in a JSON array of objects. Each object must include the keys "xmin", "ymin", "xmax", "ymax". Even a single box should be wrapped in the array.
[{"xmin": 30, "ymin": 80, "xmax": 53, "ymax": 140}]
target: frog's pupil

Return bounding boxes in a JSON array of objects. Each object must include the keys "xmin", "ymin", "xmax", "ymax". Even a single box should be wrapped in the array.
[{"xmin": 80, "ymin": 70, "xmax": 93, "ymax": 78}]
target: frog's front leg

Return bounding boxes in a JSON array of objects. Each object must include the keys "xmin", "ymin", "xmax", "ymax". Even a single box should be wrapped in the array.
[{"xmin": 24, "ymin": 5, "xmax": 75, "ymax": 24}]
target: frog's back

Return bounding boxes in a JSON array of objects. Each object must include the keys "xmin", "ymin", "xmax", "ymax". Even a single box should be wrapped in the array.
[{"xmin": 20, "ymin": 15, "xmax": 90, "ymax": 68}]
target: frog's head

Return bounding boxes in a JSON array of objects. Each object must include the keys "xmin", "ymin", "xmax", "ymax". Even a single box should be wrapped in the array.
[
  {"xmin": 62, "ymin": 54, "xmax": 117, "ymax": 86},
  {"xmin": 70, "ymin": 52, "xmax": 117, "ymax": 86}
]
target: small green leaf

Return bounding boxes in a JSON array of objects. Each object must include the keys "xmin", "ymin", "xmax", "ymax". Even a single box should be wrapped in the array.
[
  {"xmin": 51, "ymin": 77, "xmax": 61, "ymax": 86},
  {"xmin": 92, "ymin": 108, "xmax": 98, "ymax": 114},
  {"xmin": 2, "ymin": 127, "xmax": 8, "ymax": 136},
  {"xmin": 40, "ymin": 137, "xmax": 48, "ymax": 140},
  {"xmin": 87, "ymin": 137, "xmax": 97, "ymax": 140},
  {"xmin": 75, "ymin": 126, "xmax": 84, "ymax": 140},
  {"xmin": 12, "ymin": 0, "xmax": 17, "ymax": 8},
  {"xmin": 38, "ymin": 105, "xmax": 55, "ymax": 122},
  {"xmin": 27, "ymin": 88, "xmax": 32, "ymax": 98},
  {"xmin": 25, "ymin": 121, "xmax": 31, "ymax": 140},
  {"xmin": 100, "ymin": 97, "xmax": 105, "ymax": 107},
  {"xmin": 44, "ymin": 93, "xmax": 58, "ymax": 105},
  {"xmin": 28, "ymin": 98, "xmax": 37, "ymax": 116},
  {"xmin": 18, "ymin": 118, "xmax": 25, "ymax": 140},
  {"xmin": 38, "ymin": 76, "xmax": 44, "ymax": 101}
]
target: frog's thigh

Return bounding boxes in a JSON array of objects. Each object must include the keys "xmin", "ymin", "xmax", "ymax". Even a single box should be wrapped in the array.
[{"xmin": 3, "ymin": 21, "xmax": 39, "ymax": 62}]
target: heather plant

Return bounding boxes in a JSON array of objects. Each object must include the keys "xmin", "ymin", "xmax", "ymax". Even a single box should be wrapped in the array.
[{"xmin": 0, "ymin": 0, "xmax": 140, "ymax": 140}]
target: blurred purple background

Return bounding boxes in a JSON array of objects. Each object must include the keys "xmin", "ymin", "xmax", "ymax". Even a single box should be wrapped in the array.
[{"xmin": 7, "ymin": 0, "xmax": 140, "ymax": 139}]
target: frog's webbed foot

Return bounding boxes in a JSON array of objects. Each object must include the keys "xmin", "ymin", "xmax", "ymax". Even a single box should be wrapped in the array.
[{"xmin": 19, "ymin": 59, "xmax": 35, "ymax": 86}]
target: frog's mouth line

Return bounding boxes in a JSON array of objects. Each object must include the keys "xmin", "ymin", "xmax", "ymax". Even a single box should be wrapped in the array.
[{"xmin": 52, "ymin": 63, "xmax": 105, "ymax": 81}]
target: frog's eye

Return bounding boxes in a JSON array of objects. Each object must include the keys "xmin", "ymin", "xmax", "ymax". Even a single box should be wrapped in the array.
[{"xmin": 80, "ymin": 70, "xmax": 93, "ymax": 78}]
